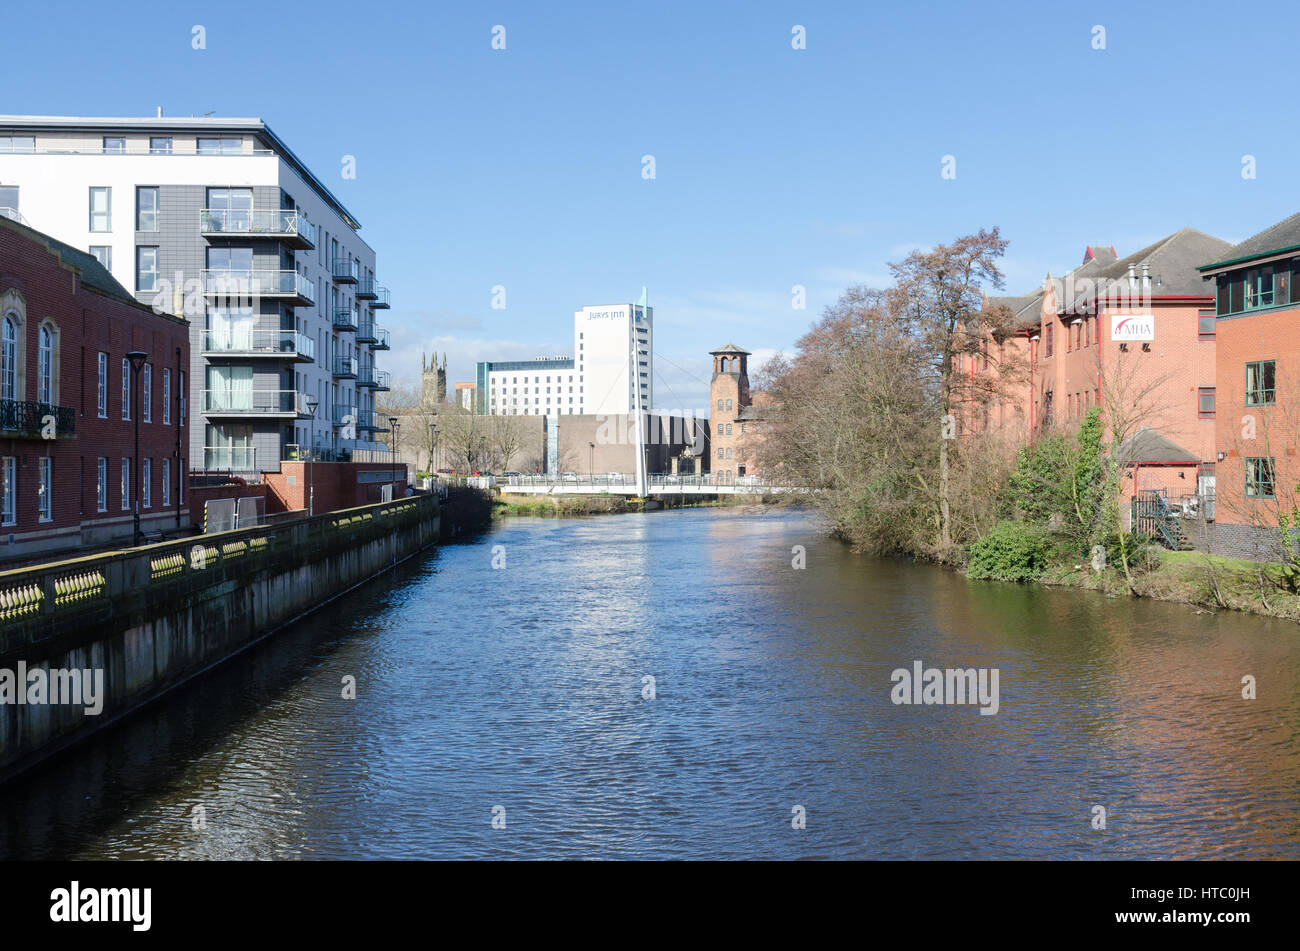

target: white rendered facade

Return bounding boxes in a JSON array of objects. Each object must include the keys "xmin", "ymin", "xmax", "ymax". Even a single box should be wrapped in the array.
[
  {"xmin": 0, "ymin": 115, "xmax": 390, "ymax": 473},
  {"xmin": 574, "ymin": 303, "xmax": 652, "ymax": 416}
]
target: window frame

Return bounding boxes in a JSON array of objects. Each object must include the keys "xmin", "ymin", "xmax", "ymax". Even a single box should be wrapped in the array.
[
  {"xmin": 136, "ymin": 186, "xmax": 159, "ymax": 232},
  {"xmin": 1245, "ymin": 360, "xmax": 1277, "ymax": 407},
  {"xmin": 37, "ymin": 457, "xmax": 52, "ymax": 522},
  {"xmin": 89, "ymin": 186, "xmax": 112, "ymax": 232},
  {"xmin": 1197, "ymin": 386, "xmax": 1216, "ymax": 419},
  {"xmin": 1245, "ymin": 456, "xmax": 1276, "ymax": 499}
]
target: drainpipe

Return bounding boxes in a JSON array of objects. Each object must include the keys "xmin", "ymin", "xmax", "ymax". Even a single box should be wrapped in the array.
[{"xmin": 175, "ymin": 345, "xmax": 182, "ymax": 532}]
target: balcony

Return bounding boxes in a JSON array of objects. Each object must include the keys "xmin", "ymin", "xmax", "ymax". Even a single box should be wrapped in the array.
[
  {"xmin": 200, "ymin": 329, "xmax": 315, "ymax": 362},
  {"xmin": 332, "ymin": 308, "xmax": 359, "ymax": 332},
  {"xmin": 203, "ymin": 446, "xmax": 257, "ymax": 471},
  {"xmin": 333, "ymin": 355, "xmax": 358, "ymax": 379},
  {"xmin": 332, "ymin": 404, "xmax": 358, "ymax": 427},
  {"xmin": 372, "ymin": 328, "xmax": 390, "ymax": 350},
  {"xmin": 371, "ymin": 286, "xmax": 390, "ymax": 309},
  {"xmin": 355, "ymin": 278, "xmax": 377, "ymax": 301},
  {"xmin": 0, "ymin": 399, "xmax": 75, "ymax": 440},
  {"xmin": 199, "ymin": 209, "xmax": 315, "ymax": 249},
  {"xmin": 332, "ymin": 258, "xmax": 358, "ymax": 284},
  {"xmin": 201, "ymin": 390, "xmax": 313, "ymax": 418},
  {"xmin": 356, "ymin": 367, "xmax": 390, "ymax": 390},
  {"xmin": 356, "ymin": 321, "xmax": 378, "ymax": 344},
  {"xmin": 357, "ymin": 411, "xmax": 386, "ymax": 433},
  {"xmin": 202, "ymin": 269, "xmax": 315, "ymax": 306}
]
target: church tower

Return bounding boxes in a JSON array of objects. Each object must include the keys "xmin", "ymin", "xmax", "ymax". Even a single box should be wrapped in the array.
[{"xmin": 421, "ymin": 352, "xmax": 447, "ymax": 406}]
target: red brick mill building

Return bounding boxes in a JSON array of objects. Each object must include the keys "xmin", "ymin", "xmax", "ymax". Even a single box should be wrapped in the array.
[{"xmin": 1, "ymin": 215, "xmax": 190, "ymax": 561}]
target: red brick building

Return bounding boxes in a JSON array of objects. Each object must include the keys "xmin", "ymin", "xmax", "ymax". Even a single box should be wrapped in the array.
[
  {"xmin": 1, "ymin": 215, "xmax": 190, "ymax": 561},
  {"xmin": 1198, "ymin": 212, "xmax": 1300, "ymax": 558},
  {"xmin": 709, "ymin": 343, "xmax": 769, "ymax": 480}
]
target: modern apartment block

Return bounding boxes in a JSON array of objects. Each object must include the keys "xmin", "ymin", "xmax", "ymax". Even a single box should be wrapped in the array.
[
  {"xmin": 0, "ymin": 115, "xmax": 391, "ymax": 476},
  {"xmin": 474, "ymin": 301, "xmax": 653, "ymax": 416}
]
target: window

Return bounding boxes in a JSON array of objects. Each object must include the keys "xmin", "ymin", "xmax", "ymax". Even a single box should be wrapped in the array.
[
  {"xmin": 37, "ymin": 325, "xmax": 53, "ymax": 403},
  {"xmin": 726, "ymin": 399, "xmax": 733, "ymax": 411},
  {"xmin": 179, "ymin": 371, "xmax": 186, "ymax": 425},
  {"xmin": 143, "ymin": 364, "xmax": 152, "ymax": 422},
  {"xmin": 0, "ymin": 185, "xmax": 17, "ymax": 216},
  {"xmin": 163, "ymin": 369, "xmax": 171, "ymax": 424},
  {"xmin": 121, "ymin": 458, "xmax": 130, "ymax": 510},
  {"xmin": 89, "ymin": 187, "xmax": 111, "ymax": 232},
  {"xmin": 1198, "ymin": 310, "xmax": 1216, "ymax": 340},
  {"xmin": 197, "ymin": 137, "xmax": 242, "ymax": 155},
  {"xmin": 142, "ymin": 459, "xmax": 151, "ymax": 508},
  {"xmin": 0, "ymin": 136, "xmax": 35, "ymax": 153},
  {"xmin": 726, "ymin": 424, "xmax": 732, "ymax": 435},
  {"xmin": 1245, "ymin": 361, "xmax": 1276, "ymax": 406},
  {"xmin": 162, "ymin": 459, "xmax": 171, "ymax": 507},
  {"xmin": 149, "ymin": 136, "xmax": 173, "ymax": 155},
  {"xmin": 1198, "ymin": 387, "xmax": 1216, "ymax": 419},
  {"xmin": 1245, "ymin": 457, "xmax": 1276, "ymax": 499},
  {"xmin": 96, "ymin": 458, "xmax": 107, "ymax": 512},
  {"xmin": 1, "ymin": 457, "xmax": 13, "ymax": 525},
  {"xmin": 89, "ymin": 245, "xmax": 112, "ymax": 270},
  {"xmin": 136, "ymin": 186, "xmax": 159, "ymax": 231},
  {"xmin": 136, "ymin": 247, "xmax": 160, "ymax": 293},
  {"xmin": 102, "ymin": 136, "xmax": 126, "ymax": 154},
  {"xmin": 717, "ymin": 423, "xmax": 723, "ymax": 436},
  {"xmin": 0, "ymin": 314, "xmax": 16, "ymax": 400},
  {"xmin": 38, "ymin": 458, "xmax": 51, "ymax": 521},
  {"xmin": 97, "ymin": 352, "xmax": 108, "ymax": 417},
  {"xmin": 122, "ymin": 358, "xmax": 131, "ymax": 420},
  {"xmin": 1045, "ymin": 323, "xmax": 1053, "ymax": 357}
]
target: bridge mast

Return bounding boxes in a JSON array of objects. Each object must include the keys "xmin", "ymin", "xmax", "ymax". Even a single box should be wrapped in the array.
[{"xmin": 633, "ymin": 287, "xmax": 649, "ymax": 497}]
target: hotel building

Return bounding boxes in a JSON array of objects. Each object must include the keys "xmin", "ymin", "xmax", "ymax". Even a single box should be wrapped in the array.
[
  {"xmin": 0, "ymin": 115, "xmax": 390, "ymax": 476},
  {"xmin": 475, "ymin": 301, "xmax": 653, "ymax": 416}
]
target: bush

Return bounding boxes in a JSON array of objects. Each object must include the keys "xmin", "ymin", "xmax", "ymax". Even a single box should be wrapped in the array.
[{"xmin": 965, "ymin": 521, "xmax": 1051, "ymax": 582}]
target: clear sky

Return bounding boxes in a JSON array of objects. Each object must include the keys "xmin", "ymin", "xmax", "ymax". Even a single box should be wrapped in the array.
[{"xmin": 5, "ymin": 0, "xmax": 1299, "ymax": 409}]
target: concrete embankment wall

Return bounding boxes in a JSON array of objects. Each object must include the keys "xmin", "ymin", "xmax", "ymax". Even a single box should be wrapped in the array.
[{"xmin": 0, "ymin": 494, "xmax": 440, "ymax": 784}]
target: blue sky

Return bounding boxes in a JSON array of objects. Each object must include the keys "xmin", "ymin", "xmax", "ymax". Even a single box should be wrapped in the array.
[{"xmin": 6, "ymin": 0, "xmax": 1299, "ymax": 408}]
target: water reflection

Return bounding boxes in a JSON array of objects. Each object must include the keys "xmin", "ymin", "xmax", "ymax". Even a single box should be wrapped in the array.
[{"xmin": 1, "ymin": 508, "xmax": 1297, "ymax": 859}]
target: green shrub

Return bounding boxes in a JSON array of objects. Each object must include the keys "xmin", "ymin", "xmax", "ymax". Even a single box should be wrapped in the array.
[{"xmin": 965, "ymin": 521, "xmax": 1051, "ymax": 582}]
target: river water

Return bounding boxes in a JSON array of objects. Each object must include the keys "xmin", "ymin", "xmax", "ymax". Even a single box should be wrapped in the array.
[{"xmin": 2, "ymin": 507, "xmax": 1298, "ymax": 859}]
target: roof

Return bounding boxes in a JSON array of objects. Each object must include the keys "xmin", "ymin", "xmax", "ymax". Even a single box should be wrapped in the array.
[
  {"xmin": 737, "ymin": 404, "xmax": 768, "ymax": 420},
  {"xmin": 0, "ymin": 213, "xmax": 182, "ymax": 321},
  {"xmin": 0, "ymin": 114, "xmax": 364, "ymax": 232},
  {"xmin": 1060, "ymin": 228, "xmax": 1229, "ymax": 310},
  {"xmin": 1114, "ymin": 426, "xmax": 1199, "ymax": 465},
  {"xmin": 1198, "ymin": 210, "xmax": 1300, "ymax": 273},
  {"xmin": 710, "ymin": 343, "xmax": 751, "ymax": 355}
]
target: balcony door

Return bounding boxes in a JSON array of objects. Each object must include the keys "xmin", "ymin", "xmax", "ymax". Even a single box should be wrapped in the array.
[
  {"xmin": 206, "ymin": 364, "xmax": 253, "ymax": 411},
  {"xmin": 208, "ymin": 305, "xmax": 255, "ymax": 351},
  {"xmin": 206, "ymin": 187, "xmax": 253, "ymax": 232},
  {"xmin": 206, "ymin": 423, "xmax": 254, "ymax": 471}
]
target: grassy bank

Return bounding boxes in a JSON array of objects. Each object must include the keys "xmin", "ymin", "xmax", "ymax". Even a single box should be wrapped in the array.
[{"xmin": 1033, "ymin": 549, "xmax": 1300, "ymax": 622}]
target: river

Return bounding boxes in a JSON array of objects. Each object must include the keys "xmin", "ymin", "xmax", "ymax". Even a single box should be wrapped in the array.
[{"xmin": 2, "ymin": 506, "xmax": 1297, "ymax": 859}]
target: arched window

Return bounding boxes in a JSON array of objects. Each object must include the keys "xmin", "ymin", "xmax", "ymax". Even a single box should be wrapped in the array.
[
  {"xmin": 0, "ymin": 315, "xmax": 16, "ymax": 401},
  {"xmin": 37, "ymin": 325, "xmax": 53, "ymax": 404}
]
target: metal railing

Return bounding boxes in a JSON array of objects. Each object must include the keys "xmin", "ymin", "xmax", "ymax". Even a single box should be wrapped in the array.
[
  {"xmin": 0, "ymin": 399, "xmax": 76, "ymax": 439},
  {"xmin": 333, "ymin": 355, "xmax": 358, "ymax": 377},
  {"xmin": 356, "ymin": 321, "xmax": 378, "ymax": 343},
  {"xmin": 201, "ymin": 269, "xmax": 315, "ymax": 303},
  {"xmin": 331, "ymin": 258, "xmax": 359, "ymax": 283},
  {"xmin": 332, "ymin": 308, "xmax": 358, "ymax": 332},
  {"xmin": 371, "ymin": 286, "xmax": 390, "ymax": 309},
  {"xmin": 201, "ymin": 389, "xmax": 312, "ymax": 415},
  {"xmin": 372, "ymin": 328, "xmax": 391, "ymax": 349},
  {"xmin": 199, "ymin": 208, "xmax": 315, "ymax": 247},
  {"xmin": 200, "ymin": 328, "xmax": 315, "ymax": 360},
  {"xmin": 357, "ymin": 367, "xmax": 390, "ymax": 389},
  {"xmin": 355, "ymin": 277, "xmax": 377, "ymax": 299},
  {"xmin": 0, "ymin": 206, "xmax": 29, "ymax": 225},
  {"xmin": 332, "ymin": 404, "xmax": 358, "ymax": 426}
]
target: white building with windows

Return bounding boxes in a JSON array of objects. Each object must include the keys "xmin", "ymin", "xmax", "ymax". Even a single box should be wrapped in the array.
[
  {"xmin": 0, "ymin": 115, "xmax": 391, "ymax": 474},
  {"xmin": 475, "ymin": 301, "xmax": 652, "ymax": 416}
]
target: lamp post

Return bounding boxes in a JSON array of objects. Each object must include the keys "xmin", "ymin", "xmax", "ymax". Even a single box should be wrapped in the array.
[
  {"xmin": 305, "ymin": 395, "xmax": 319, "ymax": 516},
  {"xmin": 479, "ymin": 436, "xmax": 487, "ymax": 475},
  {"xmin": 428, "ymin": 422, "xmax": 438, "ymax": 478},
  {"xmin": 388, "ymin": 416, "xmax": 398, "ymax": 464},
  {"xmin": 126, "ymin": 350, "xmax": 148, "ymax": 546},
  {"xmin": 392, "ymin": 421, "xmax": 401, "ymax": 474},
  {"xmin": 589, "ymin": 441, "xmax": 594, "ymax": 479}
]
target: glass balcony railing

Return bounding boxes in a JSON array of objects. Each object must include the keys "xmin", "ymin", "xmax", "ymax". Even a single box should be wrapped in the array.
[
  {"xmin": 356, "ymin": 321, "xmax": 378, "ymax": 343},
  {"xmin": 200, "ymin": 329, "xmax": 315, "ymax": 361},
  {"xmin": 333, "ymin": 356, "xmax": 358, "ymax": 378},
  {"xmin": 355, "ymin": 277, "xmax": 377, "ymax": 300},
  {"xmin": 332, "ymin": 308, "xmax": 359, "ymax": 332},
  {"xmin": 332, "ymin": 404, "xmax": 358, "ymax": 426},
  {"xmin": 357, "ymin": 367, "xmax": 390, "ymax": 389},
  {"xmin": 372, "ymin": 328, "xmax": 391, "ymax": 350},
  {"xmin": 201, "ymin": 389, "xmax": 313, "ymax": 416},
  {"xmin": 371, "ymin": 286, "xmax": 390, "ymax": 309},
  {"xmin": 203, "ymin": 446, "xmax": 257, "ymax": 471},
  {"xmin": 332, "ymin": 258, "xmax": 359, "ymax": 283},
  {"xmin": 199, "ymin": 209, "xmax": 315, "ymax": 248},
  {"xmin": 201, "ymin": 270, "xmax": 315, "ymax": 304}
]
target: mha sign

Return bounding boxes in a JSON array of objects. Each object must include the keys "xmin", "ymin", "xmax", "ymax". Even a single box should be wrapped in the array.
[{"xmin": 1111, "ymin": 313, "xmax": 1154, "ymax": 342}]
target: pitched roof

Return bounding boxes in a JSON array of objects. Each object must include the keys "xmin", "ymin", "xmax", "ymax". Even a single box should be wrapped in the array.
[
  {"xmin": 1198, "ymin": 211, "xmax": 1300, "ymax": 272},
  {"xmin": 0, "ymin": 213, "xmax": 168, "ymax": 313},
  {"xmin": 1114, "ymin": 426, "xmax": 1199, "ymax": 465},
  {"xmin": 1059, "ymin": 228, "xmax": 1229, "ymax": 311},
  {"xmin": 710, "ymin": 343, "xmax": 751, "ymax": 355}
]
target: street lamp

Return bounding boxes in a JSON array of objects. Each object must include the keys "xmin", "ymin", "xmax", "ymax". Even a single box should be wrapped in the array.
[
  {"xmin": 393, "ymin": 421, "xmax": 401, "ymax": 471},
  {"xmin": 589, "ymin": 441, "xmax": 594, "ymax": 479},
  {"xmin": 428, "ymin": 422, "xmax": 438, "ymax": 477},
  {"xmin": 479, "ymin": 436, "xmax": 487, "ymax": 475},
  {"xmin": 305, "ymin": 395, "xmax": 319, "ymax": 516},
  {"xmin": 388, "ymin": 416, "xmax": 398, "ymax": 464},
  {"xmin": 126, "ymin": 351, "xmax": 148, "ymax": 546}
]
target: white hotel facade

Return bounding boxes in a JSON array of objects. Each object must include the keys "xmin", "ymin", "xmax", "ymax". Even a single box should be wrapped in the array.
[
  {"xmin": 476, "ymin": 302, "xmax": 652, "ymax": 416},
  {"xmin": 0, "ymin": 115, "xmax": 390, "ymax": 475}
]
